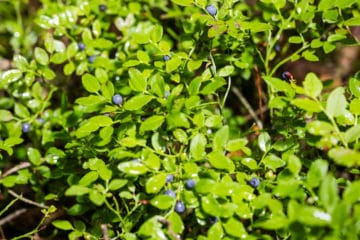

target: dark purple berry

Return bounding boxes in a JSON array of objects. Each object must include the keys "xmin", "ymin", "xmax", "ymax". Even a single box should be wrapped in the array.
[
  {"xmin": 274, "ymin": 44, "xmax": 281, "ymax": 52},
  {"xmin": 185, "ymin": 179, "xmax": 195, "ymax": 189},
  {"xmin": 249, "ymin": 177, "xmax": 260, "ymax": 188},
  {"xmin": 21, "ymin": 122, "xmax": 31, "ymax": 133},
  {"xmin": 164, "ymin": 190, "xmax": 176, "ymax": 198},
  {"xmin": 88, "ymin": 55, "xmax": 96, "ymax": 63},
  {"xmin": 175, "ymin": 200, "xmax": 186, "ymax": 213},
  {"xmin": 208, "ymin": 216, "xmax": 218, "ymax": 224},
  {"xmin": 112, "ymin": 94, "xmax": 123, "ymax": 105},
  {"xmin": 282, "ymin": 71, "xmax": 293, "ymax": 81},
  {"xmin": 163, "ymin": 55, "xmax": 171, "ymax": 61},
  {"xmin": 166, "ymin": 174, "xmax": 174, "ymax": 183},
  {"xmin": 99, "ymin": 4, "xmax": 107, "ymax": 11},
  {"xmin": 206, "ymin": 5, "xmax": 217, "ymax": 17},
  {"xmin": 78, "ymin": 43, "xmax": 85, "ymax": 51}
]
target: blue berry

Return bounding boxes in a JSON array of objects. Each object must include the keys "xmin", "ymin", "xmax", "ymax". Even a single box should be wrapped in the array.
[
  {"xmin": 208, "ymin": 216, "xmax": 218, "ymax": 224},
  {"xmin": 166, "ymin": 174, "xmax": 174, "ymax": 183},
  {"xmin": 175, "ymin": 200, "xmax": 186, "ymax": 213},
  {"xmin": 22, "ymin": 122, "xmax": 31, "ymax": 133},
  {"xmin": 164, "ymin": 190, "xmax": 176, "ymax": 198},
  {"xmin": 164, "ymin": 91, "xmax": 170, "ymax": 99},
  {"xmin": 163, "ymin": 55, "xmax": 171, "ymax": 61},
  {"xmin": 99, "ymin": 4, "xmax": 107, "ymax": 11},
  {"xmin": 37, "ymin": 118, "xmax": 45, "ymax": 124},
  {"xmin": 112, "ymin": 94, "xmax": 123, "ymax": 105},
  {"xmin": 88, "ymin": 55, "xmax": 96, "ymax": 63},
  {"xmin": 282, "ymin": 71, "xmax": 293, "ymax": 81},
  {"xmin": 249, "ymin": 177, "xmax": 260, "ymax": 188},
  {"xmin": 185, "ymin": 179, "xmax": 195, "ymax": 189},
  {"xmin": 206, "ymin": 5, "xmax": 217, "ymax": 17},
  {"xmin": 78, "ymin": 43, "xmax": 85, "ymax": 51}
]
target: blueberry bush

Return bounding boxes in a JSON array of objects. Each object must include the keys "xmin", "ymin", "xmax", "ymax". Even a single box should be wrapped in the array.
[{"xmin": 1, "ymin": 0, "xmax": 360, "ymax": 239}]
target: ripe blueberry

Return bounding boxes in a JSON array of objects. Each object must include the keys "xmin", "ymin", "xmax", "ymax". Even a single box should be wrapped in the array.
[
  {"xmin": 185, "ymin": 179, "xmax": 195, "ymax": 189},
  {"xmin": 208, "ymin": 216, "xmax": 218, "ymax": 224},
  {"xmin": 99, "ymin": 4, "xmax": 107, "ymax": 11},
  {"xmin": 112, "ymin": 94, "xmax": 123, "ymax": 105},
  {"xmin": 175, "ymin": 200, "xmax": 186, "ymax": 213},
  {"xmin": 282, "ymin": 71, "xmax": 293, "ymax": 81},
  {"xmin": 206, "ymin": 5, "xmax": 217, "ymax": 17},
  {"xmin": 249, "ymin": 177, "xmax": 260, "ymax": 188},
  {"xmin": 88, "ymin": 55, "xmax": 96, "ymax": 63},
  {"xmin": 166, "ymin": 174, "xmax": 174, "ymax": 183},
  {"xmin": 22, "ymin": 122, "xmax": 31, "ymax": 133},
  {"xmin": 78, "ymin": 43, "xmax": 85, "ymax": 51},
  {"xmin": 164, "ymin": 190, "xmax": 176, "ymax": 198},
  {"xmin": 163, "ymin": 55, "xmax": 171, "ymax": 61},
  {"xmin": 164, "ymin": 91, "xmax": 170, "ymax": 99},
  {"xmin": 37, "ymin": 118, "xmax": 45, "ymax": 124}
]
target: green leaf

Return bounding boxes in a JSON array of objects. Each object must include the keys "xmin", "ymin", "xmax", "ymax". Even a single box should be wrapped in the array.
[
  {"xmin": 223, "ymin": 217, "xmax": 247, "ymax": 238},
  {"xmin": 123, "ymin": 94, "xmax": 153, "ymax": 111},
  {"xmin": 288, "ymin": 36, "xmax": 303, "ymax": 44},
  {"xmin": 240, "ymin": 21, "xmax": 272, "ymax": 32},
  {"xmin": 201, "ymin": 195, "xmax": 221, "ymax": 216},
  {"xmin": 52, "ymin": 220, "xmax": 74, "ymax": 231},
  {"xmin": 75, "ymin": 121, "xmax": 99, "ymax": 138},
  {"xmin": 306, "ymin": 120, "xmax": 334, "ymax": 136},
  {"xmin": 15, "ymin": 103, "xmax": 30, "ymax": 118},
  {"xmin": 217, "ymin": 65, "xmax": 234, "ymax": 77},
  {"xmin": 88, "ymin": 115, "xmax": 113, "ymax": 127},
  {"xmin": 173, "ymin": 129, "xmax": 188, "ymax": 144},
  {"xmin": 343, "ymin": 180, "xmax": 360, "ymax": 204},
  {"xmin": 302, "ymin": 50, "xmax": 319, "ymax": 62},
  {"xmin": 137, "ymin": 216, "xmax": 165, "ymax": 239},
  {"xmin": 167, "ymin": 212, "xmax": 184, "ymax": 234},
  {"xmin": 0, "ymin": 110, "xmax": 13, "ymax": 121},
  {"xmin": 65, "ymin": 185, "xmax": 90, "ymax": 196},
  {"xmin": 82, "ymin": 74, "xmax": 100, "ymax": 93},
  {"xmin": 151, "ymin": 25, "xmax": 163, "ymax": 43},
  {"xmin": 34, "ymin": 47, "xmax": 49, "ymax": 65},
  {"xmin": 150, "ymin": 195, "xmax": 174, "ymax": 210},
  {"xmin": 79, "ymin": 171, "xmax": 99, "ymax": 186},
  {"xmin": 200, "ymin": 77, "xmax": 226, "ymax": 95},
  {"xmin": 27, "ymin": 147, "xmax": 42, "ymax": 165},
  {"xmin": 89, "ymin": 189, "xmax": 105, "ymax": 206},
  {"xmin": 303, "ymin": 72, "xmax": 323, "ymax": 98},
  {"xmin": 166, "ymin": 112, "xmax": 190, "ymax": 129},
  {"xmin": 171, "ymin": 0, "xmax": 193, "ymax": 6},
  {"xmin": 109, "ymin": 179, "xmax": 128, "ymax": 190},
  {"xmin": 207, "ymin": 151, "xmax": 235, "ymax": 172},
  {"xmin": 129, "ymin": 68, "xmax": 147, "ymax": 92},
  {"xmin": 263, "ymin": 154, "xmax": 285, "ymax": 170},
  {"xmin": 319, "ymin": 175, "xmax": 338, "ymax": 212},
  {"xmin": 1, "ymin": 69, "xmax": 22, "ymax": 84},
  {"xmin": 291, "ymin": 98, "xmax": 322, "ymax": 113},
  {"xmin": 208, "ymin": 222, "xmax": 224, "ymax": 240},
  {"xmin": 326, "ymin": 87, "xmax": 347, "ymax": 117},
  {"xmin": 349, "ymin": 76, "xmax": 360, "ymax": 97},
  {"xmin": 190, "ymin": 133, "xmax": 207, "ymax": 160},
  {"xmin": 166, "ymin": 57, "xmax": 182, "ymax": 73},
  {"xmin": 264, "ymin": 77, "xmax": 294, "ymax": 97},
  {"xmin": 213, "ymin": 125, "xmax": 229, "ymax": 151},
  {"xmin": 297, "ymin": 206, "xmax": 331, "ymax": 226},
  {"xmin": 118, "ymin": 161, "xmax": 148, "ymax": 175},
  {"xmin": 349, "ymin": 98, "xmax": 360, "ymax": 115},
  {"xmin": 307, "ymin": 159, "xmax": 328, "ymax": 188},
  {"xmin": 345, "ymin": 124, "xmax": 360, "ymax": 143},
  {"xmin": 328, "ymin": 147, "xmax": 360, "ymax": 167},
  {"xmin": 13, "ymin": 55, "xmax": 29, "ymax": 71},
  {"xmin": 258, "ymin": 132, "xmax": 271, "ymax": 152},
  {"xmin": 146, "ymin": 173, "xmax": 167, "ymax": 194},
  {"xmin": 140, "ymin": 115, "xmax": 165, "ymax": 132}
]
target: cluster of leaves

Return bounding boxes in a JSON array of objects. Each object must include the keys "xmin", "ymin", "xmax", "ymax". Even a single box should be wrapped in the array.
[{"xmin": 0, "ymin": 0, "xmax": 360, "ymax": 239}]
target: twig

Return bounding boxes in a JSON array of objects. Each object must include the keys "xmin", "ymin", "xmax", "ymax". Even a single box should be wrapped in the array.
[
  {"xmin": 244, "ymin": 106, "xmax": 269, "ymax": 121},
  {"xmin": 231, "ymin": 86, "xmax": 263, "ymax": 129},
  {"xmin": 0, "ymin": 226, "xmax": 6, "ymax": 240},
  {"xmin": 8, "ymin": 190, "xmax": 49, "ymax": 209},
  {"xmin": 0, "ymin": 208, "xmax": 27, "ymax": 227},
  {"xmin": 254, "ymin": 66, "xmax": 265, "ymax": 123},
  {"xmin": 1, "ymin": 162, "xmax": 31, "ymax": 179},
  {"xmin": 101, "ymin": 224, "xmax": 109, "ymax": 240}
]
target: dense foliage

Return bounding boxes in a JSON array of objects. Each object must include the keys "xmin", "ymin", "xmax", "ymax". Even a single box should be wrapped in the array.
[{"xmin": 1, "ymin": 0, "xmax": 360, "ymax": 239}]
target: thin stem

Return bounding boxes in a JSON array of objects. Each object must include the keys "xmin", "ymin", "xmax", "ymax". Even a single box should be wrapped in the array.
[
  {"xmin": 231, "ymin": 86, "xmax": 263, "ymax": 129},
  {"xmin": 8, "ymin": 190, "xmax": 49, "ymax": 209},
  {"xmin": 222, "ymin": 76, "xmax": 232, "ymax": 109}
]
